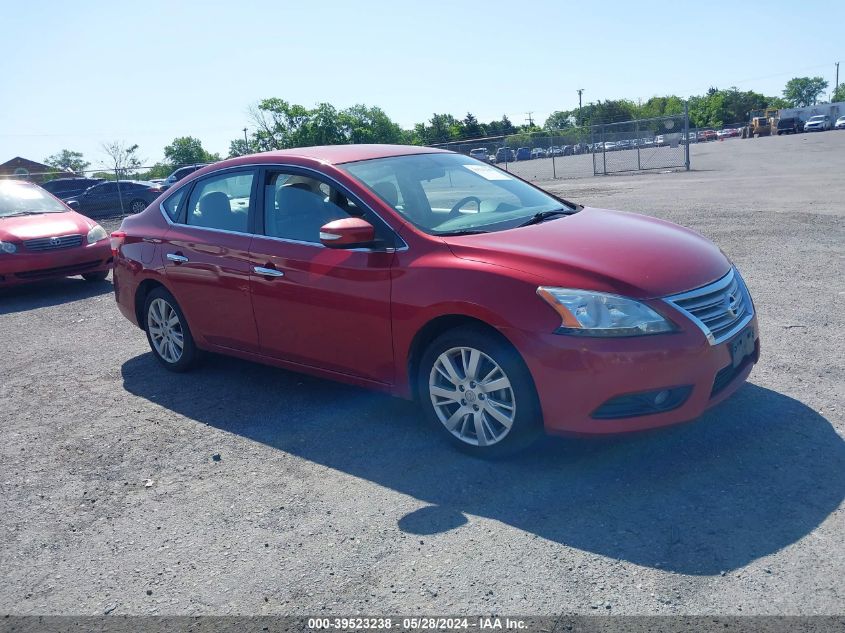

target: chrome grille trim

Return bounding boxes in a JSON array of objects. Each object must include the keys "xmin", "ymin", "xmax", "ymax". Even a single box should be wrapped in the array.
[
  {"xmin": 23, "ymin": 234, "xmax": 83, "ymax": 251},
  {"xmin": 664, "ymin": 268, "xmax": 754, "ymax": 345}
]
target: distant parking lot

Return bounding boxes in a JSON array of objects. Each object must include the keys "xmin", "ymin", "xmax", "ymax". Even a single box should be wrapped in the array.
[{"xmin": 1, "ymin": 131, "xmax": 843, "ymax": 616}]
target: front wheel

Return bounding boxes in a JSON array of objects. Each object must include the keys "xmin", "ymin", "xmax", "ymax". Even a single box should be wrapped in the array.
[
  {"xmin": 143, "ymin": 287, "xmax": 199, "ymax": 372},
  {"xmin": 419, "ymin": 326, "xmax": 542, "ymax": 458}
]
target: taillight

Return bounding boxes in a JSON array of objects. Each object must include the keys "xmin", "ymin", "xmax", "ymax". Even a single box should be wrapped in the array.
[{"xmin": 110, "ymin": 231, "xmax": 126, "ymax": 256}]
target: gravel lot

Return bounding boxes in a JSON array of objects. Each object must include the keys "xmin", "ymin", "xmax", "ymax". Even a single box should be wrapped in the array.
[{"xmin": 1, "ymin": 132, "xmax": 843, "ymax": 617}]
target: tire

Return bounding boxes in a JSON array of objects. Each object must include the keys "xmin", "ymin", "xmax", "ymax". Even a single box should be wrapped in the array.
[
  {"xmin": 129, "ymin": 199, "xmax": 148, "ymax": 214},
  {"xmin": 82, "ymin": 271, "xmax": 109, "ymax": 282},
  {"xmin": 143, "ymin": 287, "xmax": 199, "ymax": 372},
  {"xmin": 418, "ymin": 325, "xmax": 543, "ymax": 458}
]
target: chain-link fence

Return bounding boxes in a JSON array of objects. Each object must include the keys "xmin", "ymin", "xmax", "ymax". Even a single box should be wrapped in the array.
[{"xmin": 430, "ymin": 110, "xmax": 692, "ymax": 180}]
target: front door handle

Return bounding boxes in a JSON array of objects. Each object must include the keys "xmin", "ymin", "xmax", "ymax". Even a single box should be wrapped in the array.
[
  {"xmin": 167, "ymin": 253, "xmax": 188, "ymax": 263},
  {"xmin": 253, "ymin": 266, "xmax": 284, "ymax": 278}
]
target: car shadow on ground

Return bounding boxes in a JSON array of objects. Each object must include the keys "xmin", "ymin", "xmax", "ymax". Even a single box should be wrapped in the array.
[
  {"xmin": 0, "ymin": 276, "xmax": 112, "ymax": 315},
  {"xmin": 121, "ymin": 352, "xmax": 845, "ymax": 576}
]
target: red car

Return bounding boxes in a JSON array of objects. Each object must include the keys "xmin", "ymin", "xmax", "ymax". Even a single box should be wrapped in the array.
[
  {"xmin": 112, "ymin": 145, "xmax": 759, "ymax": 456},
  {"xmin": 0, "ymin": 180, "xmax": 112, "ymax": 286}
]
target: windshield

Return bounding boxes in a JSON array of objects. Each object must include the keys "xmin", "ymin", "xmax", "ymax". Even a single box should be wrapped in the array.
[
  {"xmin": 0, "ymin": 180, "xmax": 66, "ymax": 217},
  {"xmin": 809, "ymin": 116, "xmax": 825, "ymax": 121},
  {"xmin": 342, "ymin": 153, "xmax": 573, "ymax": 235}
]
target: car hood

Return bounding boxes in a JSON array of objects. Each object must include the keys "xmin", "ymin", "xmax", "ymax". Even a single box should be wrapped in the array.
[
  {"xmin": 442, "ymin": 207, "xmax": 731, "ymax": 299},
  {"xmin": 0, "ymin": 211, "xmax": 94, "ymax": 242}
]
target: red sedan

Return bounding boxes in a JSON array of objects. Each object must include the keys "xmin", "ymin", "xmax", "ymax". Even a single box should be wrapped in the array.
[
  {"xmin": 112, "ymin": 145, "xmax": 759, "ymax": 456},
  {"xmin": 0, "ymin": 180, "xmax": 112, "ymax": 286}
]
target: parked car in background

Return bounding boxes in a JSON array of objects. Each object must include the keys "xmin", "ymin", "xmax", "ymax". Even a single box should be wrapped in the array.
[
  {"xmin": 162, "ymin": 164, "xmax": 210, "ymax": 190},
  {"xmin": 150, "ymin": 178, "xmax": 168, "ymax": 187},
  {"xmin": 66, "ymin": 180, "xmax": 163, "ymax": 217},
  {"xmin": 495, "ymin": 147, "xmax": 515, "ymax": 163},
  {"xmin": 111, "ymin": 145, "xmax": 759, "ymax": 457},
  {"xmin": 0, "ymin": 180, "xmax": 112, "ymax": 286},
  {"xmin": 639, "ymin": 137, "xmax": 655, "ymax": 148},
  {"xmin": 804, "ymin": 115, "xmax": 831, "ymax": 132},
  {"xmin": 469, "ymin": 148, "xmax": 489, "ymax": 162},
  {"xmin": 698, "ymin": 130, "xmax": 717, "ymax": 142},
  {"xmin": 835, "ymin": 116, "xmax": 845, "ymax": 130},
  {"xmin": 515, "ymin": 147, "xmax": 531, "ymax": 161},
  {"xmin": 603, "ymin": 141, "xmax": 617, "ymax": 151},
  {"xmin": 548, "ymin": 146, "xmax": 563, "ymax": 157},
  {"xmin": 40, "ymin": 177, "xmax": 104, "ymax": 201},
  {"xmin": 776, "ymin": 118, "xmax": 803, "ymax": 135},
  {"xmin": 654, "ymin": 135, "xmax": 666, "ymax": 147}
]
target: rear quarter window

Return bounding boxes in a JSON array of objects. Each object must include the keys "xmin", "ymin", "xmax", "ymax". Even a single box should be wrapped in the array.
[{"xmin": 161, "ymin": 188, "xmax": 186, "ymax": 221}]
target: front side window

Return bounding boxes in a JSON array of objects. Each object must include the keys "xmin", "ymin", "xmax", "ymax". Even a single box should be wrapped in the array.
[
  {"xmin": 263, "ymin": 172, "xmax": 359, "ymax": 243},
  {"xmin": 186, "ymin": 171, "xmax": 254, "ymax": 232},
  {"xmin": 342, "ymin": 153, "xmax": 571, "ymax": 235}
]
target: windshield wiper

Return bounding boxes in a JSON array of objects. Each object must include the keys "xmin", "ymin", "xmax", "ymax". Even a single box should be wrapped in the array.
[
  {"xmin": 434, "ymin": 229, "xmax": 488, "ymax": 236},
  {"xmin": 2, "ymin": 211, "xmax": 45, "ymax": 218},
  {"xmin": 516, "ymin": 209, "xmax": 574, "ymax": 227}
]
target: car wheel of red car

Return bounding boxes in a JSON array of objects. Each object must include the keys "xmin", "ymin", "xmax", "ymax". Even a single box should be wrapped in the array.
[
  {"xmin": 419, "ymin": 326, "xmax": 542, "ymax": 457},
  {"xmin": 82, "ymin": 271, "xmax": 109, "ymax": 282},
  {"xmin": 143, "ymin": 287, "xmax": 199, "ymax": 372}
]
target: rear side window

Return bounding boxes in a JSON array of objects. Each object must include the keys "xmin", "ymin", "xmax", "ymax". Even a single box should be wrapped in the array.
[
  {"xmin": 162, "ymin": 188, "xmax": 186, "ymax": 221},
  {"xmin": 185, "ymin": 171, "xmax": 254, "ymax": 232}
]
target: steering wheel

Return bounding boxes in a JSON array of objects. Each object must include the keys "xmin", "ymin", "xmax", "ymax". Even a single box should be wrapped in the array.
[{"xmin": 448, "ymin": 196, "xmax": 482, "ymax": 217}]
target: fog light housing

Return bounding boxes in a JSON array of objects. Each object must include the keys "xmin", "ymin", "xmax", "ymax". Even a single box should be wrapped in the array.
[{"xmin": 592, "ymin": 386, "xmax": 693, "ymax": 420}]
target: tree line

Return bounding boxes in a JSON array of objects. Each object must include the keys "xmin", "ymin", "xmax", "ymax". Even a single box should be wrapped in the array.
[{"xmin": 40, "ymin": 75, "xmax": 844, "ymax": 179}]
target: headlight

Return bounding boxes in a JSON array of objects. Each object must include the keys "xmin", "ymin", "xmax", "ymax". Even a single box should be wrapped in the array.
[
  {"xmin": 87, "ymin": 224, "xmax": 108, "ymax": 244},
  {"xmin": 537, "ymin": 286, "xmax": 676, "ymax": 336},
  {"xmin": 0, "ymin": 241, "xmax": 17, "ymax": 254}
]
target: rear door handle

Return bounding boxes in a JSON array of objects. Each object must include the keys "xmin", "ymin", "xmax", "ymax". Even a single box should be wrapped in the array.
[
  {"xmin": 253, "ymin": 266, "xmax": 284, "ymax": 278},
  {"xmin": 167, "ymin": 253, "xmax": 188, "ymax": 263}
]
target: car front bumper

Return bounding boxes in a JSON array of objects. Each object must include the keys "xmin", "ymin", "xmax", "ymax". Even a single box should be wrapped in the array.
[
  {"xmin": 506, "ymin": 315, "xmax": 760, "ymax": 435},
  {"xmin": 0, "ymin": 240, "xmax": 112, "ymax": 286}
]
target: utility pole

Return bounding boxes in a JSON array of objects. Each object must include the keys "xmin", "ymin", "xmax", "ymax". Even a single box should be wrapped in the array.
[
  {"xmin": 243, "ymin": 127, "xmax": 249, "ymax": 149},
  {"xmin": 525, "ymin": 112, "xmax": 534, "ymax": 127},
  {"xmin": 836, "ymin": 62, "xmax": 840, "ymax": 99},
  {"xmin": 577, "ymin": 89, "xmax": 584, "ymax": 126}
]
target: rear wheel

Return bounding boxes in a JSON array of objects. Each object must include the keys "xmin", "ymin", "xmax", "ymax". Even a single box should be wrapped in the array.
[
  {"xmin": 129, "ymin": 199, "xmax": 148, "ymax": 214},
  {"xmin": 143, "ymin": 287, "xmax": 199, "ymax": 372},
  {"xmin": 418, "ymin": 326, "xmax": 542, "ymax": 458}
]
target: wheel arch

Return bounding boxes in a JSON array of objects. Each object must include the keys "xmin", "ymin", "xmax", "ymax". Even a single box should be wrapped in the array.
[
  {"xmin": 406, "ymin": 314, "xmax": 523, "ymax": 401},
  {"xmin": 134, "ymin": 278, "xmax": 166, "ymax": 328}
]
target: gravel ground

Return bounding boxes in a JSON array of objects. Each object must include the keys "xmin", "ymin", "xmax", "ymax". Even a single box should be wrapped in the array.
[{"xmin": 1, "ymin": 132, "xmax": 843, "ymax": 617}]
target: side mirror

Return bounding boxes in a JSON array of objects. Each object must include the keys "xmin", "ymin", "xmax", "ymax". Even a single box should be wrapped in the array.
[
  {"xmin": 66, "ymin": 200, "xmax": 80, "ymax": 209},
  {"xmin": 319, "ymin": 217, "xmax": 376, "ymax": 249}
]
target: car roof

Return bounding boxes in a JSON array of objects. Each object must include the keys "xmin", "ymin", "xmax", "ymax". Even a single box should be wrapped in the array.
[{"xmin": 219, "ymin": 144, "xmax": 447, "ymax": 169}]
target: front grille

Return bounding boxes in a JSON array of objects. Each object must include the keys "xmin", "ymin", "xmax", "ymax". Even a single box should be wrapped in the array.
[
  {"xmin": 24, "ymin": 234, "xmax": 83, "ymax": 251},
  {"xmin": 664, "ymin": 268, "xmax": 753, "ymax": 345}
]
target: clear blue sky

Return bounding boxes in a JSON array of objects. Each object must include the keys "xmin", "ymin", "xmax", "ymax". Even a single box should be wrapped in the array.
[{"xmin": 1, "ymin": 0, "xmax": 841, "ymax": 169}]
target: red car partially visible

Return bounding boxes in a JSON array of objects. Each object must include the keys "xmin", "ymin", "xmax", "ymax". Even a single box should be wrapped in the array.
[{"xmin": 0, "ymin": 180, "xmax": 112, "ymax": 287}]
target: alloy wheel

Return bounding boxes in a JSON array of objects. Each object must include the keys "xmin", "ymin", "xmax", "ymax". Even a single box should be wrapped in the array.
[
  {"xmin": 429, "ymin": 346, "xmax": 516, "ymax": 447},
  {"xmin": 147, "ymin": 298, "xmax": 184, "ymax": 363},
  {"xmin": 130, "ymin": 200, "xmax": 147, "ymax": 213}
]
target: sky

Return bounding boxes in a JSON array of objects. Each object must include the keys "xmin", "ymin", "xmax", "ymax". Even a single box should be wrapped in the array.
[{"xmin": 1, "ymin": 0, "xmax": 841, "ymax": 170}]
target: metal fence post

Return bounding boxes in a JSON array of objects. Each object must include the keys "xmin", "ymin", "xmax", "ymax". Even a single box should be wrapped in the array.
[
  {"xmin": 684, "ymin": 102, "xmax": 691, "ymax": 171},
  {"xmin": 602, "ymin": 125, "xmax": 607, "ymax": 176},
  {"xmin": 636, "ymin": 119, "xmax": 641, "ymax": 171}
]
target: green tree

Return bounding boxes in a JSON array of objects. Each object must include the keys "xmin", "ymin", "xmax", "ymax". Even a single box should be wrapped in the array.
[
  {"xmin": 44, "ymin": 149, "xmax": 90, "ymax": 176},
  {"xmin": 163, "ymin": 136, "xmax": 220, "ymax": 167},
  {"xmin": 783, "ymin": 76, "xmax": 829, "ymax": 107},
  {"xmin": 339, "ymin": 105, "xmax": 405, "ymax": 144},
  {"xmin": 461, "ymin": 112, "xmax": 485, "ymax": 138},
  {"xmin": 544, "ymin": 111, "xmax": 576, "ymax": 130},
  {"xmin": 228, "ymin": 138, "xmax": 254, "ymax": 158},
  {"xmin": 833, "ymin": 83, "xmax": 845, "ymax": 102}
]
